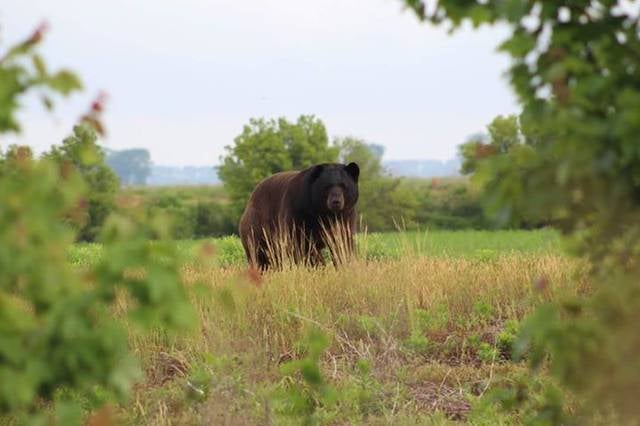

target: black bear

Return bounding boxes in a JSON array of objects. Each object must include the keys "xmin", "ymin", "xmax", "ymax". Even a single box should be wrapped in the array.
[{"xmin": 239, "ymin": 162, "xmax": 360, "ymax": 269}]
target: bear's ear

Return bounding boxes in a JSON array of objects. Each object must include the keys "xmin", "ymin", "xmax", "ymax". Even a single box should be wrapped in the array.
[
  {"xmin": 345, "ymin": 162, "xmax": 359, "ymax": 182},
  {"xmin": 309, "ymin": 164, "xmax": 324, "ymax": 182}
]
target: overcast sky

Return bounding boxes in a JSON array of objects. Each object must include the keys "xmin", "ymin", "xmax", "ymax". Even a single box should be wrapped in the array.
[{"xmin": 2, "ymin": 0, "xmax": 519, "ymax": 166}]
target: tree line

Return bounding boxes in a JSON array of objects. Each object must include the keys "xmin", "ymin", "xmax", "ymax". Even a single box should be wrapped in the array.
[{"xmin": 3, "ymin": 112, "xmax": 499, "ymax": 242}]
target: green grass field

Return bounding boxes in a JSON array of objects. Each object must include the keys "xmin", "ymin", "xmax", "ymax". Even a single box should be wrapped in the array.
[
  {"xmin": 72, "ymin": 229, "xmax": 581, "ymax": 424},
  {"xmin": 69, "ymin": 229, "xmax": 562, "ymax": 267}
]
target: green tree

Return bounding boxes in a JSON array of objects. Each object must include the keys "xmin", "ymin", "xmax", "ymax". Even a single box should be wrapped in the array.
[
  {"xmin": 105, "ymin": 148, "xmax": 152, "ymax": 185},
  {"xmin": 218, "ymin": 115, "xmax": 339, "ymax": 215},
  {"xmin": 146, "ymin": 193, "xmax": 196, "ymax": 239},
  {"xmin": 337, "ymin": 137, "xmax": 418, "ymax": 231},
  {"xmin": 459, "ymin": 115, "xmax": 521, "ymax": 175},
  {"xmin": 193, "ymin": 201, "xmax": 237, "ymax": 237},
  {"xmin": 405, "ymin": 0, "xmax": 640, "ymax": 421},
  {"xmin": 45, "ymin": 124, "xmax": 120, "ymax": 241},
  {"xmin": 487, "ymin": 114, "xmax": 521, "ymax": 153},
  {"xmin": 458, "ymin": 134, "xmax": 490, "ymax": 175}
]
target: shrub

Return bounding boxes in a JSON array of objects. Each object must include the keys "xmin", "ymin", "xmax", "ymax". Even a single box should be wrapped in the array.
[
  {"xmin": 0, "ymin": 153, "xmax": 194, "ymax": 422},
  {"xmin": 409, "ymin": 178, "xmax": 491, "ymax": 230},
  {"xmin": 0, "ymin": 25, "xmax": 194, "ymax": 424},
  {"xmin": 214, "ymin": 236, "xmax": 246, "ymax": 267},
  {"xmin": 193, "ymin": 201, "xmax": 237, "ymax": 238},
  {"xmin": 146, "ymin": 194, "xmax": 196, "ymax": 239}
]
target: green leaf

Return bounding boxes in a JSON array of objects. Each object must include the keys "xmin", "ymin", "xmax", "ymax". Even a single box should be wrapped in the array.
[
  {"xmin": 470, "ymin": 6, "xmax": 492, "ymax": 27},
  {"xmin": 499, "ymin": 32, "xmax": 536, "ymax": 57},
  {"xmin": 499, "ymin": 0, "xmax": 529, "ymax": 22},
  {"xmin": 46, "ymin": 70, "xmax": 83, "ymax": 95}
]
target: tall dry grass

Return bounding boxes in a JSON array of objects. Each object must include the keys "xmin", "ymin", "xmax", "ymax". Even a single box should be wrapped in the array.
[
  {"xmin": 128, "ymin": 253, "xmax": 586, "ymax": 372},
  {"xmin": 243, "ymin": 219, "xmax": 357, "ymax": 269},
  {"xmin": 118, "ymin": 232, "xmax": 587, "ymax": 424}
]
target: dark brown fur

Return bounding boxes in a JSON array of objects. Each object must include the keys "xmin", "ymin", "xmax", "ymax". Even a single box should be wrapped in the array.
[{"xmin": 239, "ymin": 163, "xmax": 359, "ymax": 269}]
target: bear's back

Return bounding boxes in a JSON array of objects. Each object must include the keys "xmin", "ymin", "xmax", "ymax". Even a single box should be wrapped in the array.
[
  {"xmin": 239, "ymin": 171, "xmax": 302, "ymax": 236},
  {"xmin": 249, "ymin": 171, "xmax": 299, "ymax": 206}
]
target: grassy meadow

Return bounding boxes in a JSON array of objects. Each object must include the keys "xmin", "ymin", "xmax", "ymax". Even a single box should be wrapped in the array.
[
  {"xmin": 69, "ymin": 229, "xmax": 562, "ymax": 267},
  {"xmin": 68, "ymin": 229, "xmax": 587, "ymax": 425}
]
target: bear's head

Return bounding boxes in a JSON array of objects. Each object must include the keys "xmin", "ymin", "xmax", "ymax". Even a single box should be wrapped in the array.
[{"xmin": 307, "ymin": 162, "xmax": 359, "ymax": 214}]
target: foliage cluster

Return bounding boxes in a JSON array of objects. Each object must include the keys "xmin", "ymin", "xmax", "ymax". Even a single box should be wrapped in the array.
[
  {"xmin": 458, "ymin": 114, "xmax": 523, "ymax": 176},
  {"xmin": 2, "ymin": 125, "xmax": 120, "ymax": 243},
  {"xmin": 407, "ymin": 177, "xmax": 491, "ymax": 230},
  {"xmin": 0, "ymin": 22, "xmax": 82, "ymax": 133},
  {"xmin": 146, "ymin": 193, "xmax": 236, "ymax": 239},
  {"xmin": 117, "ymin": 185, "xmax": 236, "ymax": 239},
  {"xmin": 0, "ymin": 138, "xmax": 195, "ymax": 423},
  {"xmin": 404, "ymin": 0, "xmax": 640, "ymax": 421},
  {"xmin": 0, "ymin": 25, "xmax": 194, "ymax": 424}
]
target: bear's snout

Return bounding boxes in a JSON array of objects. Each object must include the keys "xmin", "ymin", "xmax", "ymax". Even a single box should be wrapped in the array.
[{"xmin": 327, "ymin": 186, "xmax": 345, "ymax": 212}]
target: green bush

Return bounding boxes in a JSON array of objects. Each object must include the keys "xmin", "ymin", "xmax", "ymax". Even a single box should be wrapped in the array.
[
  {"xmin": 193, "ymin": 201, "xmax": 237, "ymax": 238},
  {"xmin": 213, "ymin": 236, "xmax": 246, "ymax": 267},
  {"xmin": 146, "ymin": 194, "xmax": 196, "ymax": 239},
  {"xmin": 117, "ymin": 186, "xmax": 237, "ymax": 239},
  {"xmin": 497, "ymin": 320, "xmax": 520, "ymax": 360},
  {"xmin": 0, "ymin": 153, "xmax": 194, "ymax": 422},
  {"xmin": 0, "ymin": 25, "xmax": 194, "ymax": 424},
  {"xmin": 408, "ymin": 178, "xmax": 492, "ymax": 230},
  {"xmin": 403, "ymin": 332, "xmax": 432, "ymax": 355},
  {"xmin": 275, "ymin": 329, "xmax": 338, "ymax": 425}
]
